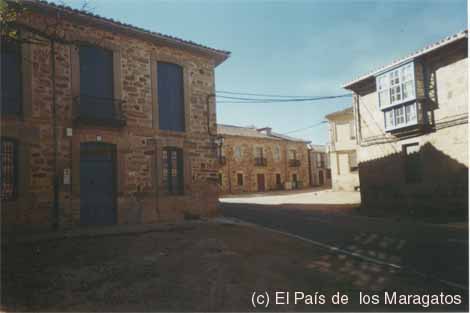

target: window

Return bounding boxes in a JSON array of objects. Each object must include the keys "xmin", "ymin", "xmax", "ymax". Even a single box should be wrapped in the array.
[
  {"xmin": 162, "ymin": 148, "xmax": 183, "ymax": 194},
  {"xmin": 273, "ymin": 145, "xmax": 280, "ymax": 161},
  {"xmin": 218, "ymin": 173, "xmax": 222, "ymax": 185},
  {"xmin": 78, "ymin": 45, "xmax": 116, "ymax": 121},
  {"xmin": 395, "ymin": 106, "xmax": 405, "ymax": 125},
  {"xmin": 158, "ymin": 62, "xmax": 185, "ymax": 132},
  {"xmin": 289, "ymin": 149, "xmax": 297, "ymax": 160},
  {"xmin": 384, "ymin": 102, "xmax": 418, "ymax": 131},
  {"xmin": 255, "ymin": 147, "xmax": 264, "ymax": 158},
  {"xmin": 349, "ymin": 151, "xmax": 358, "ymax": 171},
  {"xmin": 234, "ymin": 146, "xmax": 242, "ymax": 159},
  {"xmin": 1, "ymin": 38, "xmax": 21, "ymax": 115},
  {"xmin": 377, "ymin": 62, "xmax": 415, "ymax": 108},
  {"xmin": 1, "ymin": 138, "xmax": 17, "ymax": 201},
  {"xmin": 403, "ymin": 143, "xmax": 422, "ymax": 183},
  {"xmin": 275, "ymin": 173, "xmax": 282, "ymax": 185},
  {"xmin": 237, "ymin": 173, "xmax": 243, "ymax": 186},
  {"xmin": 316, "ymin": 154, "xmax": 322, "ymax": 168}
]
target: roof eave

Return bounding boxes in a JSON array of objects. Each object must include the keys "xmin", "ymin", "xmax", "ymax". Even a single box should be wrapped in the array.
[
  {"xmin": 20, "ymin": 0, "xmax": 231, "ymax": 66},
  {"xmin": 342, "ymin": 30, "xmax": 468, "ymax": 90}
]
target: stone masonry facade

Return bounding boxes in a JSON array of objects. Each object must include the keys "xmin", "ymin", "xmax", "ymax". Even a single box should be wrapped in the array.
[
  {"xmin": 344, "ymin": 31, "xmax": 468, "ymax": 218},
  {"xmin": 308, "ymin": 145, "xmax": 331, "ymax": 187},
  {"xmin": 216, "ymin": 125, "xmax": 310, "ymax": 194},
  {"xmin": 1, "ymin": 1, "xmax": 229, "ymax": 226}
]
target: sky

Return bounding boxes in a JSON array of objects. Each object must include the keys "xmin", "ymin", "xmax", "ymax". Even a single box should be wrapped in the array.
[{"xmin": 56, "ymin": 0, "xmax": 467, "ymax": 145}]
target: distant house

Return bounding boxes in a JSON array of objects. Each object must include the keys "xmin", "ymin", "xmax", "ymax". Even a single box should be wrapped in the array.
[
  {"xmin": 307, "ymin": 144, "xmax": 331, "ymax": 187},
  {"xmin": 343, "ymin": 30, "xmax": 468, "ymax": 218},
  {"xmin": 1, "ymin": 1, "xmax": 230, "ymax": 226},
  {"xmin": 325, "ymin": 107, "xmax": 360, "ymax": 191},
  {"xmin": 216, "ymin": 124, "xmax": 310, "ymax": 194}
]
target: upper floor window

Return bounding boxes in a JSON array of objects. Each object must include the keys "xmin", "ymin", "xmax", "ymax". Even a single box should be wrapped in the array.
[
  {"xmin": 162, "ymin": 147, "xmax": 184, "ymax": 195},
  {"xmin": 316, "ymin": 153, "xmax": 324, "ymax": 168},
  {"xmin": 384, "ymin": 102, "xmax": 417, "ymax": 131},
  {"xmin": 158, "ymin": 62, "xmax": 185, "ymax": 132},
  {"xmin": 255, "ymin": 147, "xmax": 264, "ymax": 158},
  {"xmin": 377, "ymin": 62, "xmax": 415, "ymax": 109},
  {"xmin": 273, "ymin": 145, "xmax": 280, "ymax": 161},
  {"xmin": 234, "ymin": 146, "xmax": 242, "ymax": 159},
  {"xmin": 79, "ymin": 45, "xmax": 115, "ymax": 119},
  {"xmin": 1, "ymin": 38, "xmax": 21, "ymax": 115},
  {"xmin": 1, "ymin": 138, "xmax": 17, "ymax": 201},
  {"xmin": 289, "ymin": 149, "xmax": 297, "ymax": 160}
]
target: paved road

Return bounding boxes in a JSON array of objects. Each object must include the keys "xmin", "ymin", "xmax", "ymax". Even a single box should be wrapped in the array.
[{"xmin": 221, "ymin": 202, "xmax": 469, "ymax": 289}]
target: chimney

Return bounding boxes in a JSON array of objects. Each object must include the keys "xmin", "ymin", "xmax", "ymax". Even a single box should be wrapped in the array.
[{"xmin": 257, "ymin": 127, "xmax": 272, "ymax": 136}]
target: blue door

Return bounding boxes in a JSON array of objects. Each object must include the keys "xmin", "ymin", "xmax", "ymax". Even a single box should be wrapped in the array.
[{"xmin": 80, "ymin": 143, "xmax": 116, "ymax": 225}]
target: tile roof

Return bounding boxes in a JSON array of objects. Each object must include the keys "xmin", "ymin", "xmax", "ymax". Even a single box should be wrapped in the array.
[
  {"xmin": 217, "ymin": 124, "xmax": 309, "ymax": 143},
  {"xmin": 18, "ymin": 0, "xmax": 230, "ymax": 66},
  {"xmin": 325, "ymin": 106, "xmax": 353, "ymax": 120},
  {"xmin": 343, "ymin": 30, "xmax": 467, "ymax": 89}
]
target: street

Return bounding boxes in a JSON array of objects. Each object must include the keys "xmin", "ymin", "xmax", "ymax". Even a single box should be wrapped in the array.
[{"xmin": 220, "ymin": 191, "xmax": 469, "ymax": 290}]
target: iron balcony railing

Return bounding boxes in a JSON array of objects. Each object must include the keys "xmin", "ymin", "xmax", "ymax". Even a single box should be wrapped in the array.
[
  {"xmin": 254, "ymin": 157, "xmax": 267, "ymax": 166},
  {"xmin": 289, "ymin": 159, "xmax": 301, "ymax": 167},
  {"xmin": 73, "ymin": 95, "xmax": 126, "ymax": 128}
]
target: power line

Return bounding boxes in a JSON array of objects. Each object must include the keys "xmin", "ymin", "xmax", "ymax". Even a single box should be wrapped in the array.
[
  {"xmin": 282, "ymin": 121, "xmax": 327, "ymax": 135},
  {"xmin": 216, "ymin": 90, "xmax": 318, "ymax": 98},
  {"xmin": 216, "ymin": 93, "xmax": 352, "ymax": 104}
]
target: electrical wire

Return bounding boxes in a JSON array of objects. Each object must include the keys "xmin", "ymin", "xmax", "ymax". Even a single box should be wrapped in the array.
[
  {"xmin": 282, "ymin": 121, "xmax": 327, "ymax": 135},
  {"xmin": 216, "ymin": 93, "xmax": 352, "ymax": 104},
  {"xmin": 216, "ymin": 90, "xmax": 321, "ymax": 98}
]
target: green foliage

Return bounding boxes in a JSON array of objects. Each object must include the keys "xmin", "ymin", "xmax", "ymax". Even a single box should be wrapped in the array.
[{"xmin": 0, "ymin": 0, "xmax": 24, "ymax": 40}]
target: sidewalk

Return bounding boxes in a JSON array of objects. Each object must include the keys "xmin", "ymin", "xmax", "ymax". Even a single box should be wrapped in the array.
[
  {"xmin": 1, "ymin": 221, "xmax": 201, "ymax": 245},
  {"xmin": 220, "ymin": 188, "xmax": 361, "ymax": 206}
]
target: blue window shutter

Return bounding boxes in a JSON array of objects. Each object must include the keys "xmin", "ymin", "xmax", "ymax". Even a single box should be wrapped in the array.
[
  {"xmin": 1, "ymin": 39, "xmax": 21, "ymax": 115},
  {"xmin": 157, "ymin": 62, "xmax": 185, "ymax": 132},
  {"xmin": 79, "ymin": 46, "xmax": 114, "ymax": 118}
]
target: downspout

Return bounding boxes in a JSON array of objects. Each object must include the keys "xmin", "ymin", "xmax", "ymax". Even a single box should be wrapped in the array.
[{"xmin": 50, "ymin": 40, "xmax": 59, "ymax": 230}]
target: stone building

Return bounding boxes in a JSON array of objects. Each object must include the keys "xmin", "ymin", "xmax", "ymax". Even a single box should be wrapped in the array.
[
  {"xmin": 307, "ymin": 144, "xmax": 331, "ymax": 187},
  {"xmin": 325, "ymin": 107, "xmax": 360, "ymax": 191},
  {"xmin": 1, "ymin": 0, "xmax": 230, "ymax": 227},
  {"xmin": 343, "ymin": 30, "xmax": 468, "ymax": 218},
  {"xmin": 216, "ymin": 124, "xmax": 310, "ymax": 194}
]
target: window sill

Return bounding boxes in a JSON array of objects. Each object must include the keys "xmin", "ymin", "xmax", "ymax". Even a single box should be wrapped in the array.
[
  {"xmin": 157, "ymin": 129, "xmax": 187, "ymax": 137},
  {"xmin": 74, "ymin": 116, "xmax": 126, "ymax": 128}
]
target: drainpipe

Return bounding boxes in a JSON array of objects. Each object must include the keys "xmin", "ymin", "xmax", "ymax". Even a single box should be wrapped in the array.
[{"xmin": 51, "ymin": 40, "xmax": 59, "ymax": 230}]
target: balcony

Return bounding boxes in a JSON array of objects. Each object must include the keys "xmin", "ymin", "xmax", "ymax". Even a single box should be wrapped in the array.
[
  {"xmin": 254, "ymin": 157, "xmax": 267, "ymax": 166},
  {"xmin": 289, "ymin": 159, "xmax": 301, "ymax": 167},
  {"xmin": 73, "ymin": 95, "xmax": 126, "ymax": 128}
]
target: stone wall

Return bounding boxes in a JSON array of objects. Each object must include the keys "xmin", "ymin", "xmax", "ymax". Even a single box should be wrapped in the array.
[
  {"xmin": 351, "ymin": 39, "xmax": 468, "ymax": 218},
  {"xmin": 218, "ymin": 136, "xmax": 310, "ymax": 194},
  {"xmin": 1, "ymin": 9, "xmax": 223, "ymax": 226},
  {"xmin": 308, "ymin": 150, "xmax": 331, "ymax": 187}
]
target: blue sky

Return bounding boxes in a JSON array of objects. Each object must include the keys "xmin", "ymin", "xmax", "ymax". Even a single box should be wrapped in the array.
[{"xmin": 57, "ymin": 0, "xmax": 467, "ymax": 144}]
